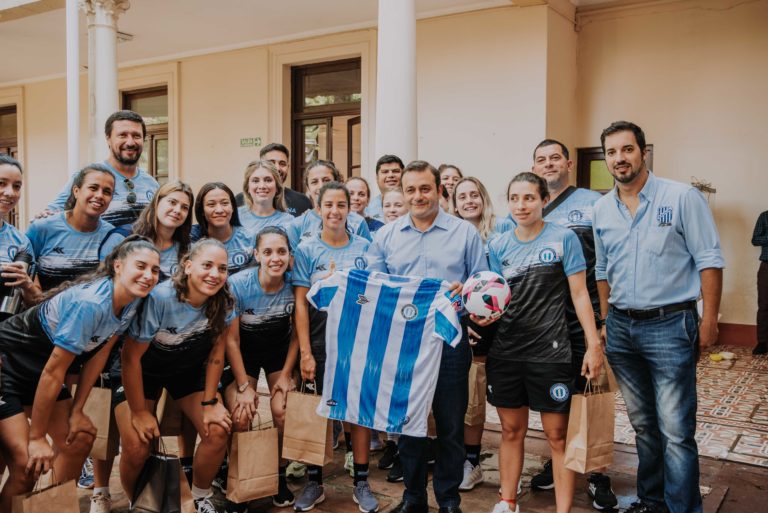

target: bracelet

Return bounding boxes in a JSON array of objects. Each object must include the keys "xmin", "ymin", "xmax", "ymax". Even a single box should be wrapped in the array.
[{"xmin": 200, "ymin": 397, "xmax": 218, "ymax": 406}]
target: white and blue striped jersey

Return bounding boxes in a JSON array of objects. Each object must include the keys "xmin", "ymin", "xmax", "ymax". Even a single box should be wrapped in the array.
[
  {"xmin": 191, "ymin": 225, "xmax": 255, "ymax": 275},
  {"xmin": 308, "ymin": 269, "xmax": 462, "ymax": 437},
  {"xmin": 0, "ymin": 221, "xmax": 34, "ymax": 264},
  {"xmin": 237, "ymin": 207, "xmax": 294, "ymax": 238},
  {"xmin": 27, "ymin": 212, "xmax": 115, "ymax": 290},
  {"xmin": 287, "ymin": 209, "xmax": 372, "ymax": 249}
]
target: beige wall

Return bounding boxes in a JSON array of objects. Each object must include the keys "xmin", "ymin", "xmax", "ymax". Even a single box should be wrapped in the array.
[{"xmin": 576, "ymin": 0, "xmax": 768, "ymax": 324}]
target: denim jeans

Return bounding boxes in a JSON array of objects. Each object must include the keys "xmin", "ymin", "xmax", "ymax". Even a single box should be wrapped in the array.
[
  {"xmin": 606, "ymin": 307, "xmax": 701, "ymax": 513},
  {"xmin": 398, "ymin": 329, "xmax": 470, "ymax": 508}
]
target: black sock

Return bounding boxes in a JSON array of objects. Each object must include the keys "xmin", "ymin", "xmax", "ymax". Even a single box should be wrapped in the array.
[
  {"xmin": 344, "ymin": 432, "xmax": 353, "ymax": 452},
  {"xmin": 307, "ymin": 465, "xmax": 323, "ymax": 485},
  {"xmin": 465, "ymin": 444, "xmax": 481, "ymax": 467},
  {"xmin": 353, "ymin": 463, "xmax": 369, "ymax": 485}
]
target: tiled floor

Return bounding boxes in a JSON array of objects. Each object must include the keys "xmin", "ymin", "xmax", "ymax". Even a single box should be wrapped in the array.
[{"xmin": 485, "ymin": 345, "xmax": 768, "ymax": 468}]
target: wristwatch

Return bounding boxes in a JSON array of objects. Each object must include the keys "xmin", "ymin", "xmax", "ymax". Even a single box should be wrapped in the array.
[
  {"xmin": 200, "ymin": 397, "xmax": 218, "ymax": 406},
  {"xmin": 237, "ymin": 381, "xmax": 251, "ymax": 393}
]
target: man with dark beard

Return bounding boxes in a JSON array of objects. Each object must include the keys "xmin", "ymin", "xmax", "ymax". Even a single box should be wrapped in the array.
[{"xmin": 42, "ymin": 110, "xmax": 159, "ymax": 228}]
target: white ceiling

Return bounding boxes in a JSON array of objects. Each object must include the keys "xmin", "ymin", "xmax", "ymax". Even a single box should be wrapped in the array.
[{"xmin": 1, "ymin": 0, "xmax": 521, "ymax": 85}]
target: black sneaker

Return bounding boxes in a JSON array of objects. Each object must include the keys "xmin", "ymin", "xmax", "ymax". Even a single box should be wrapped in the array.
[
  {"xmin": 530, "ymin": 459, "xmax": 554, "ymax": 490},
  {"xmin": 625, "ymin": 501, "xmax": 663, "ymax": 513},
  {"xmin": 387, "ymin": 454, "xmax": 404, "ymax": 482},
  {"xmin": 273, "ymin": 479, "xmax": 296, "ymax": 508},
  {"xmin": 587, "ymin": 473, "xmax": 618, "ymax": 510},
  {"xmin": 426, "ymin": 438, "xmax": 436, "ymax": 466},
  {"xmin": 753, "ymin": 344, "xmax": 768, "ymax": 355},
  {"xmin": 378, "ymin": 440, "xmax": 398, "ymax": 469},
  {"xmin": 212, "ymin": 462, "xmax": 227, "ymax": 494},
  {"xmin": 224, "ymin": 499, "xmax": 248, "ymax": 513}
]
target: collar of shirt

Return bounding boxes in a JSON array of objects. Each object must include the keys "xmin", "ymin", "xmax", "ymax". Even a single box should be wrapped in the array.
[{"xmin": 400, "ymin": 208, "xmax": 451, "ymax": 234}]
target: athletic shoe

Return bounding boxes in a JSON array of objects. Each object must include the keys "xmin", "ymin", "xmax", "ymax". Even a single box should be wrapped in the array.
[
  {"xmin": 426, "ymin": 438, "xmax": 436, "ymax": 465},
  {"xmin": 89, "ymin": 492, "xmax": 111, "ymax": 513},
  {"xmin": 273, "ymin": 479, "xmax": 296, "ymax": 507},
  {"xmin": 294, "ymin": 481, "xmax": 325, "ymax": 511},
  {"xmin": 459, "ymin": 460, "xmax": 484, "ymax": 491},
  {"xmin": 78, "ymin": 457, "xmax": 95, "ymax": 489},
  {"xmin": 754, "ymin": 344, "xmax": 768, "ymax": 355},
  {"xmin": 194, "ymin": 496, "xmax": 218, "ymax": 513},
  {"xmin": 286, "ymin": 461, "xmax": 307, "ymax": 479},
  {"xmin": 530, "ymin": 459, "xmax": 554, "ymax": 490},
  {"xmin": 491, "ymin": 500, "xmax": 519, "ymax": 513},
  {"xmin": 624, "ymin": 501, "xmax": 663, "ymax": 513},
  {"xmin": 353, "ymin": 481, "xmax": 380, "ymax": 512},
  {"xmin": 212, "ymin": 474, "xmax": 227, "ymax": 494},
  {"xmin": 587, "ymin": 473, "xmax": 618, "ymax": 510},
  {"xmin": 370, "ymin": 435, "xmax": 384, "ymax": 452},
  {"xmin": 225, "ymin": 499, "xmax": 248, "ymax": 513},
  {"xmin": 386, "ymin": 454, "xmax": 404, "ymax": 482},
  {"xmin": 344, "ymin": 450, "xmax": 355, "ymax": 477},
  {"xmin": 378, "ymin": 440, "xmax": 398, "ymax": 469}
]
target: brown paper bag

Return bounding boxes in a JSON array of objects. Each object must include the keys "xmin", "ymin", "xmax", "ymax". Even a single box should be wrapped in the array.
[
  {"xmin": 464, "ymin": 361, "xmax": 487, "ymax": 426},
  {"xmin": 82, "ymin": 385, "xmax": 119, "ymax": 460},
  {"xmin": 592, "ymin": 359, "xmax": 619, "ymax": 393},
  {"xmin": 226, "ymin": 416, "xmax": 279, "ymax": 503},
  {"xmin": 157, "ymin": 389, "xmax": 183, "ymax": 437},
  {"xmin": 564, "ymin": 382, "xmax": 615, "ymax": 473},
  {"xmin": 282, "ymin": 390, "xmax": 333, "ymax": 466},
  {"xmin": 11, "ymin": 478, "xmax": 79, "ymax": 513}
]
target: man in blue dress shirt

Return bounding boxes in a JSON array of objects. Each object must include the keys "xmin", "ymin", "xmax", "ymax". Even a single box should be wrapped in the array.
[
  {"xmin": 366, "ymin": 160, "xmax": 487, "ymax": 513},
  {"xmin": 593, "ymin": 121, "xmax": 724, "ymax": 513}
]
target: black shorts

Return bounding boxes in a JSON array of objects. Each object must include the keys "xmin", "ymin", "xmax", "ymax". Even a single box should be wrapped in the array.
[
  {"xmin": 220, "ymin": 343, "xmax": 288, "ymax": 390},
  {"xmin": 467, "ymin": 318, "xmax": 496, "ymax": 357},
  {"xmin": 113, "ymin": 365, "xmax": 206, "ymax": 404},
  {"xmin": 486, "ymin": 357, "xmax": 573, "ymax": 413},
  {"xmin": 0, "ymin": 354, "xmax": 71, "ymax": 420}
]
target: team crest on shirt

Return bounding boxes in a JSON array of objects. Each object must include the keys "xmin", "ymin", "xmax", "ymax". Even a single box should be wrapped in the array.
[
  {"xmin": 231, "ymin": 251, "xmax": 248, "ymax": 266},
  {"xmin": 6, "ymin": 245, "xmax": 18, "ymax": 260},
  {"xmin": 146, "ymin": 190, "xmax": 155, "ymax": 201},
  {"xmin": 169, "ymin": 264, "xmax": 179, "ymax": 276},
  {"xmin": 401, "ymin": 304, "xmax": 418, "ymax": 320},
  {"xmin": 657, "ymin": 206, "xmax": 673, "ymax": 226},
  {"xmin": 538, "ymin": 247, "xmax": 558, "ymax": 264},
  {"xmin": 550, "ymin": 383, "xmax": 570, "ymax": 402},
  {"xmin": 401, "ymin": 415, "xmax": 410, "ymax": 426},
  {"xmin": 354, "ymin": 256, "xmax": 368, "ymax": 270},
  {"xmin": 567, "ymin": 210, "xmax": 583, "ymax": 223},
  {"xmin": 285, "ymin": 302, "xmax": 295, "ymax": 314}
]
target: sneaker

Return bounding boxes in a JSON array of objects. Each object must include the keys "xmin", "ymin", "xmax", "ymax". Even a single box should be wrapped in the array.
[
  {"xmin": 353, "ymin": 481, "xmax": 380, "ymax": 512},
  {"xmin": 212, "ymin": 474, "xmax": 227, "ymax": 494},
  {"xmin": 378, "ymin": 440, "xmax": 398, "ymax": 469},
  {"xmin": 286, "ymin": 461, "xmax": 307, "ymax": 480},
  {"xmin": 491, "ymin": 500, "xmax": 519, "ymax": 513},
  {"xmin": 294, "ymin": 481, "xmax": 325, "ymax": 511},
  {"xmin": 225, "ymin": 499, "xmax": 248, "ymax": 513},
  {"xmin": 344, "ymin": 450, "xmax": 354, "ymax": 477},
  {"xmin": 426, "ymin": 438, "xmax": 436, "ymax": 465},
  {"xmin": 625, "ymin": 501, "xmax": 663, "ymax": 513},
  {"xmin": 89, "ymin": 492, "xmax": 112, "ymax": 513},
  {"xmin": 194, "ymin": 496, "xmax": 218, "ymax": 513},
  {"xmin": 370, "ymin": 435, "xmax": 384, "ymax": 452},
  {"xmin": 273, "ymin": 480, "xmax": 296, "ymax": 507},
  {"xmin": 386, "ymin": 454, "xmax": 404, "ymax": 482},
  {"xmin": 78, "ymin": 457, "xmax": 95, "ymax": 489},
  {"xmin": 587, "ymin": 473, "xmax": 618, "ymax": 510},
  {"xmin": 459, "ymin": 460, "xmax": 484, "ymax": 491},
  {"xmin": 530, "ymin": 459, "xmax": 554, "ymax": 490},
  {"xmin": 754, "ymin": 344, "xmax": 768, "ymax": 355}
]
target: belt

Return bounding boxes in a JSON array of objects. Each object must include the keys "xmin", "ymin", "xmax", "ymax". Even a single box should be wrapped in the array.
[{"xmin": 610, "ymin": 300, "xmax": 697, "ymax": 320}]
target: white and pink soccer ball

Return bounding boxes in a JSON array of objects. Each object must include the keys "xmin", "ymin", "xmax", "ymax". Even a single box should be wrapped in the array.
[{"xmin": 461, "ymin": 271, "xmax": 512, "ymax": 319}]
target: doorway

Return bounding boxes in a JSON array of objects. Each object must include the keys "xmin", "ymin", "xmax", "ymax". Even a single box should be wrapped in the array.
[
  {"xmin": 0, "ymin": 106, "xmax": 19, "ymax": 226},
  {"xmin": 291, "ymin": 58, "xmax": 361, "ymax": 191}
]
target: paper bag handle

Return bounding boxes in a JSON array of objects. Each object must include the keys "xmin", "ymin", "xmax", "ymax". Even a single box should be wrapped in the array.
[{"xmin": 299, "ymin": 380, "xmax": 319, "ymax": 395}]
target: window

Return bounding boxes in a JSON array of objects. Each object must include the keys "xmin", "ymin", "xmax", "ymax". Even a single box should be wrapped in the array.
[
  {"xmin": 291, "ymin": 59, "xmax": 362, "ymax": 190},
  {"xmin": 122, "ymin": 87, "xmax": 169, "ymax": 185},
  {"xmin": 576, "ymin": 145, "xmax": 654, "ymax": 193},
  {"xmin": 0, "ymin": 105, "xmax": 19, "ymax": 227}
]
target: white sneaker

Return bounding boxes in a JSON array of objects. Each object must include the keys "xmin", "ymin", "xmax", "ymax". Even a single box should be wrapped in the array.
[
  {"xmin": 344, "ymin": 450, "xmax": 354, "ymax": 477},
  {"xmin": 459, "ymin": 460, "xmax": 484, "ymax": 491},
  {"xmin": 491, "ymin": 499, "xmax": 519, "ymax": 513},
  {"xmin": 89, "ymin": 493, "xmax": 112, "ymax": 513}
]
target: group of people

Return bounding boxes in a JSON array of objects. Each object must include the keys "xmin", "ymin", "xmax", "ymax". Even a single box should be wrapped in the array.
[{"xmin": 0, "ymin": 110, "xmax": 724, "ymax": 513}]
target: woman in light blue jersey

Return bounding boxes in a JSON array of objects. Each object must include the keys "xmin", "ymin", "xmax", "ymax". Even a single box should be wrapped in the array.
[
  {"xmin": 222, "ymin": 227, "xmax": 298, "ymax": 512},
  {"xmin": 346, "ymin": 176, "xmax": 385, "ymax": 233},
  {"xmin": 0, "ymin": 155, "xmax": 39, "ymax": 306},
  {"xmin": 27, "ymin": 164, "xmax": 116, "ymax": 292},
  {"xmin": 292, "ymin": 182, "xmax": 378, "ymax": 513},
  {"xmin": 287, "ymin": 161, "xmax": 371, "ymax": 248},
  {"xmin": 0, "ymin": 236, "xmax": 160, "ymax": 511},
  {"xmin": 116, "ymin": 239, "xmax": 234, "ymax": 513},
  {"xmin": 192, "ymin": 182, "xmax": 255, "ymax": 275},
  {"xmin": 238, "ymin": 160, "xmax": 293, "ymax": 236}
]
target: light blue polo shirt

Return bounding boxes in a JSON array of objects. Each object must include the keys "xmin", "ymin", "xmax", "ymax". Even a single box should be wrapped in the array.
[{"xmin": 593, "ymin": 172, "xmax": 724, "ymax": 310}]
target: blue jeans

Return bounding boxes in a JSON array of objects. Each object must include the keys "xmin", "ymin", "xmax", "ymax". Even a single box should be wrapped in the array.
[
  {"xmin": 398, "ymin": 331, "xmax": 470, "ymax": 508},
  {"xmin": 606, "ymin": 307, "xmax": 701, "ymax": 513}
]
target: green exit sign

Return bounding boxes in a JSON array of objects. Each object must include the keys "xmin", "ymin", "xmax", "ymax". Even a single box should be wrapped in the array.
[{"xmin": 240, "ymin": 137, "xmax": 262, "ymax": 147}]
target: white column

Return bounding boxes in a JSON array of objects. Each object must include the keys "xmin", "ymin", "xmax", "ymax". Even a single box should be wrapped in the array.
[
  {"xmin": 66, "ymin": 0, "xmax": 80, "ymax": 175},
  {"xmin": 375, "ymin": 0, "xmax": 417, "ymax": 164},
  {"xmin": 80, "ymin": 0, "xmax": 130, "ymax": 161}
]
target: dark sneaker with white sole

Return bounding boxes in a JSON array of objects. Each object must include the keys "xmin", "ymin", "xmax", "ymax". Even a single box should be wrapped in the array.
[
  {"xmin": 587, "ymin": 473, "xmax": 618, "ymax": 510},
  {"xmin": 530, "ymin": 459, "xmax": 554, "ymax": 490}
]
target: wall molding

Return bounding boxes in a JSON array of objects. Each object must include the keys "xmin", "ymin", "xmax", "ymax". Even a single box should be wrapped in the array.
[{"xmin": 717, "ymin": 322, "xmax": 757, "ymax": 347}]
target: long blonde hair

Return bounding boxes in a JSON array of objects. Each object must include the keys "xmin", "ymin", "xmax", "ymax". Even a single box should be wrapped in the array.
[
  {"xmin": 452, "ymin": 176, "xmax": 496, "ymax": 241},
  {"xmin": 242, "ymin": 160, "xmax": 287, "ymax": 212}
]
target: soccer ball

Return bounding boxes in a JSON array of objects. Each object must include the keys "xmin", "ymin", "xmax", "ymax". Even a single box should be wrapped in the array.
[{"xmin": 461, "ymin": 271, "xmax": 511, "ymax": 319}]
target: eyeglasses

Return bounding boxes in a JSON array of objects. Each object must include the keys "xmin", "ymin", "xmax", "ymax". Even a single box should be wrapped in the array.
[{"xmin": 124, "ymin": 178, "xmax": 137, "ymax": 204}]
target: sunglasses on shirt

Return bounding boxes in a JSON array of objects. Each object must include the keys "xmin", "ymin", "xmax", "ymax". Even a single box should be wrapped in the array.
[{"xmin": 124, "ymin": 178, "xmax": 137, "ymax": 204}]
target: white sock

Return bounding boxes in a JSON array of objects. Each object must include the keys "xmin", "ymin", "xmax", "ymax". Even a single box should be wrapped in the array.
[
  {"xmin": 93, "ymin": 487, "xmax": 110, "ymax": 497},
  {"xmin": 191, "ymin": 484, "xmax": 212, "ymax": 500}
]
